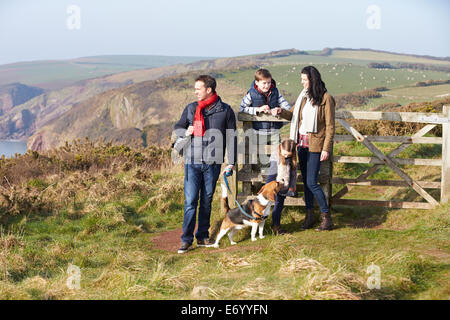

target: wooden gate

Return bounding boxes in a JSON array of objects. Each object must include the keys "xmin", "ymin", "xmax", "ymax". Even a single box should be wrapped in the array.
[{"xmin": 234, "ymin": 106, "xmax": 450, "ymax": 209}]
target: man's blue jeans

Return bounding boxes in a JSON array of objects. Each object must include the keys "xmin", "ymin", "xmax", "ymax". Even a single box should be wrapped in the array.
[
  {"xmin": 181, "ymin": 163, "xmax": 222, "ymax": 245},
  {"xmin": 298, "ymin": 147, "xmax": 329, "ymax": 213}
]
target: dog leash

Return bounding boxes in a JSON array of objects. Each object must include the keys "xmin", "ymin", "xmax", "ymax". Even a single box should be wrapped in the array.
[{"xmin": 223, "ymin": 172, "xmax": 266, "ymax": 221}]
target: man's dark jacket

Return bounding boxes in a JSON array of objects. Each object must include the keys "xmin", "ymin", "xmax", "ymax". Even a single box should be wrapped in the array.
[{"xmin": 174, "ymin": 97, "xmax": 237, "ymax": 165}]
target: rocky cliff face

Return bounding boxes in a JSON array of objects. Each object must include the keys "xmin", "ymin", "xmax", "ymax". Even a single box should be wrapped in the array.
[
  {"xmin": 2, "ymin": 49, "xmax": 305, "ymax": 143},
  {"xmin": 0, "ymin": 80, "xmax": 127, "ymax": 140},
  {"xmin": 26, "ymin": 77, "xmax": 185, "ymax": 151},
  {"xmin": 27, "ymin": 74, "xmax": 245, "ymax": 151},
  {"xmin": 0, "ymin": 83, "xmax": 44, "ymax": 115},
  {"xmin": 27, "ymin": 130, "xmax": 50, "ymax": 151}
]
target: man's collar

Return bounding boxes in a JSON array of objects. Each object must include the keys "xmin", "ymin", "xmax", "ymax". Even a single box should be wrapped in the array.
[{"xmin": 204, "ymin": 98, "xmax": 223, "ymax": 114}]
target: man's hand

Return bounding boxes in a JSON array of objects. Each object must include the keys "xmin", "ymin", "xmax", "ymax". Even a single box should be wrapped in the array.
[
  {"xmin": 222, "ymin": 164, "xmax": 234, "ymax": 176},
  {"xmin": 320, "ymin": 151, "xmax": 329, "ymax": 162},
  {"xmin": 257, "ymin": 105, "xmax": 270, "ymax": 114},
  {"xmin": 185, "ymin": 125, "xmax": 194, "ymax": 136},
  {"xmin": 271, "ymin": 107, "xmax": 281, "ymax": 116}
]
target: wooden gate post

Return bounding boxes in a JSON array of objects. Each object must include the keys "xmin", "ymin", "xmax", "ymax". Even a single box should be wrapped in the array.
[
  {"xmin": 242, "ymin": 121, "xmax": 253, "ymax": 196},
  {"xmin": 441, "ymin": 105, "xmax": 450, "ymax": 204}
]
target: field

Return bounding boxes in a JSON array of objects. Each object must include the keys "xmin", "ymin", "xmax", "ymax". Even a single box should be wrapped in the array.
[
  {"xmin": 221, "ymin": 54, "xmax": 450, "ymax": 107},
  {"xmin": 329, "ymin": 50, "xmax": 450, "ymax": 66},
  {"xmin": 0, "ymin": 140, "xmax": 448, "ymax": 300},
  {"xmin": 364, "ymin": 84, "xmax": 450, "ymax": 108}
]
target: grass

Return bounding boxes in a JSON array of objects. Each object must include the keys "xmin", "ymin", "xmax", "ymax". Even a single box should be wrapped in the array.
[
  {"xmin": 0, "ymin": 139, "xmax": 449, "ymax": 300},
  {"xmin": 221, "ymin": 63, "xmax": 450, "ymax": 102},
  {"xmin": 3, "ymin": 49, "xmax": 450, "ymax": 299},
  {"xmin": 1, "ymin": 195, "xmax": 448, "ymax": 300},
  {"xmin": 364, "ymin": 84, "xmax": 450, "ymax": 108},
  {"xmin": 332, "ymin": 139, "xmax": 442, "ymax": 202}
]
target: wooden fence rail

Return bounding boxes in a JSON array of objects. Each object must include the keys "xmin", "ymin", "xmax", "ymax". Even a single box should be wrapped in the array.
[{"xmin": 234, "ymin": 105, "xmax": 450, "ymax": 210}]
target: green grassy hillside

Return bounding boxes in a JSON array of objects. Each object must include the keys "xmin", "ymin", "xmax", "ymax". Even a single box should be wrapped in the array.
[
  {"xmin": 0, "ymin": 55, "xmax": 212, "ymax": 90},
  {"xmin": 25, "ymin": 49, "xmax": 450, "ymax": 151},
  {"xmin": 330, "ymin": 49, "xmax": 450, "ymax": 65},
  {"xmin": 1, "ymin": 49, "xmax": 299, "ymax": 142}
]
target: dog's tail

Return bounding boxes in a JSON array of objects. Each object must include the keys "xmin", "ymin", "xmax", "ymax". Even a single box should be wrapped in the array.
[{"xmin": 220, "ymin": 183, "xmax": 230, "ymax": 214}]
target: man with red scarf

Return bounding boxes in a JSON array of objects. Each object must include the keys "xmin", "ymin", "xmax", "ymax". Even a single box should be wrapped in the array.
[{"xmin": 174, "ymin": 75, "xmax": 237, "ymax": 253}]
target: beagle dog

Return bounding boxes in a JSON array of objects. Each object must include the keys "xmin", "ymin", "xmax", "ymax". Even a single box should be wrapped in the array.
[{"xmin": 210, "ymin": 180, "xmax": 283, "ymax": 248}]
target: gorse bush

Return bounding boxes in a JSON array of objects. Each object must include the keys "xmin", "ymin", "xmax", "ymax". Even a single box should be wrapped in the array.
[
  {"xmin": 335, "ymin": 89, "xmax": 382, "ymax": 109},
  {"xmin": 0, "ymin": 138, "xmax": 170, "ymax": 185},
  {"xmin": 336, "ymin": 97, "xmax": 449, "ymax": 137},
  {"xmin": 0, "ymin": 138, "xmax": 172, "ymax": 223}
]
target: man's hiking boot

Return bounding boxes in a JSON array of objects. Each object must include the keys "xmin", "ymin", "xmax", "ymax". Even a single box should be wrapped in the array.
[
  {"xmin": 315, "ymin": 211, "xmax": 334, "ymax": 231},
  {"xmin": 301, "ymin": 208, "xmax": 317, "ymax": 230},
  {"xmin": 177, "ymin": 242, "xmax": 191, "ymax": 254},
  {"xmin": 197, "ymin": 238, "xmax": 215, "ymax": 247}
]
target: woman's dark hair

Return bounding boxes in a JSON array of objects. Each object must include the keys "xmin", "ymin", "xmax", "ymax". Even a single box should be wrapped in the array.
[{"xmin": 301, "ymin": 66, "xmax": 327, "ymax": 106}]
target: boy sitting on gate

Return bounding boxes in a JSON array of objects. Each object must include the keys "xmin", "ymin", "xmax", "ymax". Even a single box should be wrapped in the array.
[{"xmin": 239, "ymin": 68, "xmax": 292, "ymax": 235}]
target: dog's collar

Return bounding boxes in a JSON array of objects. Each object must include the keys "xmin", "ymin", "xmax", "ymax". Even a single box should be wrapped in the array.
[
  {"xmin": 253, "ymin": 211, "xmax": 268, "ymax": 220},
  {"xmin": 256, "ymin": 193, "xmax": 270, "ymax": 206}
]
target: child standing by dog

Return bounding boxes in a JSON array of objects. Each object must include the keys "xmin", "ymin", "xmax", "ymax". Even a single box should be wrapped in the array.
[
  {"xmin": 239, "ymin": 69, "xmax": 291, "ymax": 235},
  {"xmin": 277, "ymin": 139, "xmax": 298, "ymax": 198}
]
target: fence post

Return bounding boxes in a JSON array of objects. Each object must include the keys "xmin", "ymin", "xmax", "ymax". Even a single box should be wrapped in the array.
[
  {"xmin": 242, "ymin": 121, "xmax": 252, "ymax": 196},
  {"xmin": 441, "ymin": 106, "xmax": 450, "ymax": 204}
]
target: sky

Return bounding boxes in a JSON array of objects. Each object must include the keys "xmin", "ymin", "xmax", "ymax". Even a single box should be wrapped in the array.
[{"xmin": 0, "ymin": 0, "xmax": 449, "ymax": 65}]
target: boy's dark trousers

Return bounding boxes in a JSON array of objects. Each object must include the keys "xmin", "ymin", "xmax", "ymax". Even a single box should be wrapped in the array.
[{"xmin": 266, "ymin": 159, "xmax": 285, "ymax": 227}]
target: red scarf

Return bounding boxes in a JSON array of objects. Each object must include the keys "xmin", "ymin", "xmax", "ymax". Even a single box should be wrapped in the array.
[{"xmin": 193, "ymin": 93, "xmax": 218, "ymax": 137}]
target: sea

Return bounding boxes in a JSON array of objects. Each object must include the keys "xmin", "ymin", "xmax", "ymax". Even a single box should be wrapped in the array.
[{"xmin": 0, "ymin": 140, "xmax": 28, "ymax": 158}]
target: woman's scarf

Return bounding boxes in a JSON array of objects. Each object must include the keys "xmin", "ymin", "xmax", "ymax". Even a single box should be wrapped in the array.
[{"xmin": 289, "ymin": 89, "xmax": 318, "ymax": 142}]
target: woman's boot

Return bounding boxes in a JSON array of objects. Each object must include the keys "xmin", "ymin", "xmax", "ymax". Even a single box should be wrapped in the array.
[
  {"xmin": 301, "ymin": 208, "xmax": 317, "ymax": 229},
  {"xmin": 315, "ymin": 211, "xmax": 334, "ymax": 231},
  {"xmin": 271, "ymin": 225, "xmax": 287, "ymax": 235}
]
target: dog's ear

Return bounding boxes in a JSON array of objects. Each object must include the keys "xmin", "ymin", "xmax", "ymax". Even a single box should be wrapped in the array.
[
  {"xmin": 261, "ymin": 181, "xmax": 277, "ymax": 202},
  {"xmin": 276, "ymin": 181, "xmax": 284, "ymax": 193},
  {"xmin": 248, "ymin": 200, "xmax": 254, "ymax": 212},
  {"xmin": 268, "ymin": 188, "xmax": 278, "ymax": 202},
  {"xmin": 257, "ymin": 184, "xmax": 266, "ymax": 195},
  {"xmin": 267, "ymin": 181, "xmax": 284, "ymax": 202}
]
